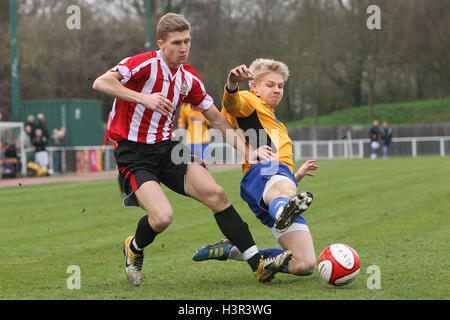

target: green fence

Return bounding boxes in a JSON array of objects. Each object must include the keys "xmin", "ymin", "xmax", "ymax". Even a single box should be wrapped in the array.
[{"xmin": 20, "ymin": 99, "xmax": 105, "ymax": 147}]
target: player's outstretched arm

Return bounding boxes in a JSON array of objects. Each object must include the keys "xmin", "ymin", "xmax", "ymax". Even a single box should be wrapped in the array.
[{"xmin": 203, "ymin": 105, "xmax": 273, "ymax": 163}]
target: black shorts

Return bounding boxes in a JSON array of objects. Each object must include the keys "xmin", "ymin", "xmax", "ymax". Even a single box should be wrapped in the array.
[{"xmin": 114, "ymin": 139, "xmax": 202, "ymax": 207}]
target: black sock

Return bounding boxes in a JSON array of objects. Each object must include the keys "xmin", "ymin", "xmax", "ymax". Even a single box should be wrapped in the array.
[
  {"xmin": 214, "ymin": 205, "xmax": 261, "ymax": 271},
  {"xmin": 131, "ymin": 215, "xmax": 159, "ymax": 253},
  {"xmin": 247, "ymin": 254, "xmax": 262, "ymax": 272}
]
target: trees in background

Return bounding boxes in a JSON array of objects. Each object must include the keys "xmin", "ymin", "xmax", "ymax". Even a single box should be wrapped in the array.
[{"xmin": 0, "ymin": 0, "xmax": 448, "ymax": 123}]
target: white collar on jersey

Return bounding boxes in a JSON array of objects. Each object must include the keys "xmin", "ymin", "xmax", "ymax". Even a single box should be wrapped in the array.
[{"xmin": 156, "ymin": 50, "xmax": 182, "ymax": 82}]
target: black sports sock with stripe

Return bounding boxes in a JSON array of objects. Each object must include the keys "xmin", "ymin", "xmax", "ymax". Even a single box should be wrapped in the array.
[{"xmin": 214, "ymin": 205, "xmax": 262, "ymax": 271}]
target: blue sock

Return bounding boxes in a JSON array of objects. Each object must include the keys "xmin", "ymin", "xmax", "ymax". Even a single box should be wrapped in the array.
[
  {"xmin": 263, "ymin": 198, "xmax": 292, "ymax": 275},
  {"xmin": 281, "ymin": 264, "xmax": 290, "ymax": 274},
  {"xmin": 259, "ymin": 248, "xmax": 284, "ymax": 258},
  {"xmin": 259, "ymin": 248, "xmax": 290, "ymax": 274},
  {"xmin": 268, "ymin": 197, "xmax": 289, "ymax": 221}
]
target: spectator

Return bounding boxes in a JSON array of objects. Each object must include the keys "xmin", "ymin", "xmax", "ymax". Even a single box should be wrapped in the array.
[
  {"xmin": 58, "ymin": 127, "xmax": 68, "ymax": 146},
  {"xmin": 26, "ymin": 114, "xmax": 35, "ymax": 126},
  {"xmin": 52, "ymin": 129, "xmax": 59, "ymax": 145},
  {"xmin": 35, "ymin": 113, "xmax": 49, "ymax": 140},
  {"xmin": 380, "ymin": 121, "xmax": 393, "ymax": 159},
  {"xmin": 52, "ymin": 127, "xmax": 68, "ymax": 147},
  {"xmin": 1, "ymin": 141, "xmax": 21, "ymax": 178},
  {"xmin": 369, "ymin": 120, "xmax": 380, "ymax": 160},
  {"xmin": 31, "ymin": 128, "xmax": 49, "ymax": 170},
  {"xmin": 24, "ymin": 124, "xmax": 33, "ymax": 149},
  {"xmin": 25, "ymin": 115, "xmax": 37, "ymax": 140}
]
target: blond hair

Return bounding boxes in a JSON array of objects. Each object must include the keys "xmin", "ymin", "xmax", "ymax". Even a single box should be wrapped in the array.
[
  {"xmin": 157, "ymin": 13, "xmax": 190, "ymax": 40},
  {"xmin": 248, "ymin": 58, "xmax": 290, "ymax": 87}
]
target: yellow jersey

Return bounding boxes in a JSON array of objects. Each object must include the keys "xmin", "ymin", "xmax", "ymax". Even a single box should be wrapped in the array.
[
  {"xmin": 221, "ymin": 86, "xmax": 294, "ymax": 175},
  {"xmin": 177, "ymin": 104, "xmax": 210, "ymax": 144}
]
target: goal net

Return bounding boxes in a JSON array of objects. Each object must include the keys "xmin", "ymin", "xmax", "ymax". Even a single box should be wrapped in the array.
[{"xmin": 0, "ymin": 121, "xmax": 26, "ymax": 178}]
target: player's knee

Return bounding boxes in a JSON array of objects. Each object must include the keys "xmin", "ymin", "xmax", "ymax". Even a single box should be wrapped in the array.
[
  {"xmin": 204, "ymin": 185, "xmax": 229, "ymax": 209},
  {"xmin": 149, "ymin": 208, "xmax": 173, "ymax": 231},
  {"xmin": 290, "ymin": 258, "xmax": 316, "ymax": 276},
  {"xmin": 303, "ymin": 261, "xmax": 316, "ymax": 276},
  {"xmin": 153, "ymin": 215, "xmax": 173, "ymax": 231},
  {"xmin": 215, "ymin": 185, "xmax": 228, "ymax": 201}
]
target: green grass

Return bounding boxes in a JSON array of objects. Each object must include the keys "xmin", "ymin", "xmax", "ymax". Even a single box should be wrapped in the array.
[
  {"xmin": 1, "ymin": 157, "xmax": 449, "ymax": 300},
  {"xmin": 285, "ymin": 98, "xmax": 450, "ymax": 127}
]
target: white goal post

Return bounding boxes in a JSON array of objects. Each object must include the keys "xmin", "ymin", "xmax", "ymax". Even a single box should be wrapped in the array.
[{"xmin": 0, "ymin": 121, "xmax": 27, "ymax": 177}]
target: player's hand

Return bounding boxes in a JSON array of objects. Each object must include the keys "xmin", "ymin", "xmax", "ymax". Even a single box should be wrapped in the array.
[
  {"xmin": 248, "ymin": 145, "xmax": 274, "ymax": 163},
  {"xmin": 227, "ymin": 65, "xmax": 254, "ymax": 91},
  {"xmin": 294, "ymin": 160, "xmax": 318, "ymax": 182},
  {"xmin": 140, "ymin": 92, "xmax": 173, "ymax": 116}
]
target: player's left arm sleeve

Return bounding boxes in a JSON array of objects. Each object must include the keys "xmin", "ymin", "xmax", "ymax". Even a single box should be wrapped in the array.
[
  {"xmin": 222, "ymin": 85, "xmax": 254, "ymax": 118},
  {"xmin": 182, "ymin": 69, "xmax": 214, "ymax": 112},
  {"xmin": 222, "ymin": 85, "xmax": 241, "ymax": 115},
  {"xmin": 189, "ymin": 94, "xmax": 214, "ymax": 112}
]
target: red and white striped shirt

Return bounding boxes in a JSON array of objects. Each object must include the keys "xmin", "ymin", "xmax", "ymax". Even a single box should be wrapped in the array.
[{"xmin": 107, "ymin": 50, "xmax": 213, "ymax": 144}]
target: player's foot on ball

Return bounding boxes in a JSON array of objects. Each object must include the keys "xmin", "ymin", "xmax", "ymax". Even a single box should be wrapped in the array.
[
  {"xmin": 193, "ymin": 239, "xmax": 233, "ymax": 261},
  {"xmin": 253, "ymin": 250, "xmax": 292, "ymax": 284},
  {"xmin": 123, "ymin": 236, "xmax": 144, "ymax": 286},
  {"xmin": 274, "ymin": 191, "xmax": 313, "ymax": 232}
]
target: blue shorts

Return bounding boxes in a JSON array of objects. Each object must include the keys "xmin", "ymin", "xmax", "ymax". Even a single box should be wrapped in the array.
[
  {"xmin": 240, "ymin": 161, "xmax": 308, "ymax": 228},
  {"xmin": 189, "ymin": 143, "xmax": 209, "ymax": 160}
]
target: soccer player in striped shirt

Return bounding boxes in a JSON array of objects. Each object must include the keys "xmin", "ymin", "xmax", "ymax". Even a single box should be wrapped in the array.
[{"xmin": 93, "ymin": 13, "xmax": 291, "ymax": 286}]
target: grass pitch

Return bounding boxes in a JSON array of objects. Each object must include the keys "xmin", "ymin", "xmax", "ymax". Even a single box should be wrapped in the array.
[{"xmin": 0, "ymin": 157, "xmax": 449, "ymax": 300}]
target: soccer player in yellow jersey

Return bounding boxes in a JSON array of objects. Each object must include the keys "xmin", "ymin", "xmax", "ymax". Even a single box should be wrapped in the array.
[
  {"xmin": 177, "ymin": 103, "xmax": 211, "ymax": 160},
  {"xmin": 194, "ymin": 59, "xmax": 319, "ymax": 277}
]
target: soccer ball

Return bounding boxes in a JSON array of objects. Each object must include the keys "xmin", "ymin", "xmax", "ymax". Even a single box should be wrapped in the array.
[{"xmin": 317, "ymin": 243, "xmax": 360, "ymax": 286}]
